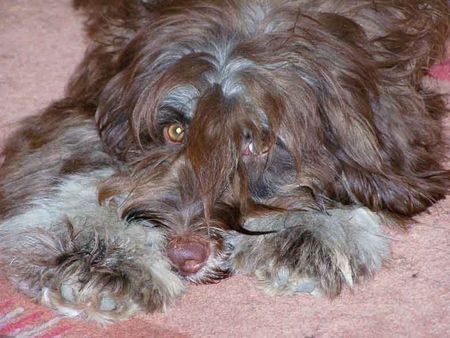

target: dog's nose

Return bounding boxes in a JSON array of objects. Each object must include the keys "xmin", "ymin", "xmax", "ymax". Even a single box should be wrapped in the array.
[{"xmin": 167, "ymin": 239, "xmax": 210, "ymax": 275}]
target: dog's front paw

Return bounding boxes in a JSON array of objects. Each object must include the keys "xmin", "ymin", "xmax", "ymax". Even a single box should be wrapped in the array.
[
  {"xmin": 231, "ymin": 207, "xmax": 390, "ymax": 297},
  {"xmin": 37, "ymin": 233, "xmax": 148, "ymax": 323},
  {"xmin": 43, "ymin": 234, "xmax": 186, "ymax": 322},
  {"xmin": 3, "ymin": 225, "xmax": 185, "ymax": 323}
]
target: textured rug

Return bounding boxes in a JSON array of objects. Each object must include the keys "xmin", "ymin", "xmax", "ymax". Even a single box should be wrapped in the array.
[{"xmin": 1, "ymin": 1, "xmax": 449, "ymax": 337}]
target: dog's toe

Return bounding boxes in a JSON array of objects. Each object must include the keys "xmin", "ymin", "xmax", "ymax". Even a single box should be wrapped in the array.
[
  {"xmin": 99, "ymin": 296, "xmax": 118, "ymax": 311},
  {"xmin": 293, "ymin": 277, "xmax": 316, "ymax": 294},
  {"xmin": 60, "ymin": 281, "xmax": 77, "ymax": 303},
  {"xmin": 255, "ymin": 266, "xmax": 321, "ymax": 296}
]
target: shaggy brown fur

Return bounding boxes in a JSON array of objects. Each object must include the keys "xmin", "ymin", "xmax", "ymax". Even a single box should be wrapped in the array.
[{"xmin": 0, "ymin": 0, "xmax": 448, "ymax": 322}]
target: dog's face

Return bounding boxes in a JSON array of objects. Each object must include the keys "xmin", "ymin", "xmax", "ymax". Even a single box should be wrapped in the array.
[
  {"xmin": 91, "ymin": 2, "xmax": 310, "ymax": 282},
  {"xmin": 73, "ymin": 1, "xmax": 446, "ymax": 283}
]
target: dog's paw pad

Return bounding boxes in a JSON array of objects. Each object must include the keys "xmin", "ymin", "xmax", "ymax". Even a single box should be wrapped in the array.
[{"xmin": 99, "ymin": 296, "xmax": 117, "ymax": 312}]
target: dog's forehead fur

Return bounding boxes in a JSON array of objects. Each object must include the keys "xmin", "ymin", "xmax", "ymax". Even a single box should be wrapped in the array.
[{"xmin": 85, "ymin": 0, "xmax": 449, "ymax": 218}]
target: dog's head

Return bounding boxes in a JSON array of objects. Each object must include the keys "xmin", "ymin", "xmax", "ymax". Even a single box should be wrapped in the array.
[{"xmin": 71, "ymin": 0, "xmax": 449, "ymax": 282}]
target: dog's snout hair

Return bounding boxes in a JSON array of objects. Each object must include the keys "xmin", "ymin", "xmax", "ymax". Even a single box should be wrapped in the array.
[{"xmin": 187, "ymin": 84, "xmax": 254, "ymax": 218}]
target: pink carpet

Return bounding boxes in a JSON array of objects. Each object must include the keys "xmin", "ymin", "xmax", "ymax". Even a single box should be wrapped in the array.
[{"xmin": 0, "ymin": 1, "xmax": 449, "ymax": 337}]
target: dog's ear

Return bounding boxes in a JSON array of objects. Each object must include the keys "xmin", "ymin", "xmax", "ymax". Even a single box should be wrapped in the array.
[
  {"xmin": 318, "ymin": 98, "xmax": 449, "ymax": 217},
  {"xmin": 294, "ymin": 71, "xmax": 450, "ymax": 217},
  {"xmin": 341, "ymin": 89, "xmax": 450, "ymax": 217},
  {"xmin": 309, "ymin": 54, "xmax": 449, "ymax": 218},
  {"xmin": 68, "ymin": 1, "xmax": 153, "ymax": 101},
  {"xmin": 315, "ymin": 13, "xmax": 450, "ymax": 217},
  {"xmin": 68, "ymin": 0, "xmax": 160, "ymax": 159},
  {"xmin": 72, "ymin": 0, "xmax": 157, "ymax": 36},
  {"xmin": 264, "ymin": 10, "xmax": 450, "ymax": 217}
]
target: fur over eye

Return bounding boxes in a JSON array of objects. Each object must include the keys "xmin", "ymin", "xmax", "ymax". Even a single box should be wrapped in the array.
[{"xmin": 164, "ymin": 123, "xmax": 185, "ymax": 143}]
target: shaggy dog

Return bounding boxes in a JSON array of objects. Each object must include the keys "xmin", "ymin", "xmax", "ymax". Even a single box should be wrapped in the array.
[{"xmin": 0, "ymin": 0, "xmax": 448, "ymax": 322}]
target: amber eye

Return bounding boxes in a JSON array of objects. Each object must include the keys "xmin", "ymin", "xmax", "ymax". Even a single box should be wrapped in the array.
[{"xmin": 164, "ymin": 123, "xmax": 185, "ymax": 143}]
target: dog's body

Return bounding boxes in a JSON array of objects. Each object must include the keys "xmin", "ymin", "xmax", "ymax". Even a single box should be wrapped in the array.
[{"xmin": 0, "ymin": 0, "xmax": 448, "ymax": 322}]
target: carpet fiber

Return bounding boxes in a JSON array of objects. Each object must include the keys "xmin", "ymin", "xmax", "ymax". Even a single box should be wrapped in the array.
[{"xmin": 0, "ymin": 1, "xmax": 449, "ymax": 337}]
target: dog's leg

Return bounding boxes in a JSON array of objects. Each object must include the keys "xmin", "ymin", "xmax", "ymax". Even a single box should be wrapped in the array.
[
  {"xmin": 0, "ymin": 170, "xmax": 184, "ymax": 322},
  {"xmin": 229, "ymin": 207, "xmax": 390, "ymax": 296}
]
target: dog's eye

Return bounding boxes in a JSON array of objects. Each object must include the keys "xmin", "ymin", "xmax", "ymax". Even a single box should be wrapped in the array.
[{"xmin": 164, "ymin": 123, "xmax": 185, "ymax": 143}]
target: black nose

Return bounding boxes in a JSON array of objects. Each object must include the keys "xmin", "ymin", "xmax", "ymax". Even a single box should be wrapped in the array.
[{"xmin": 167, "ymin": 239, "xmax": 210, "ymax": 275}]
